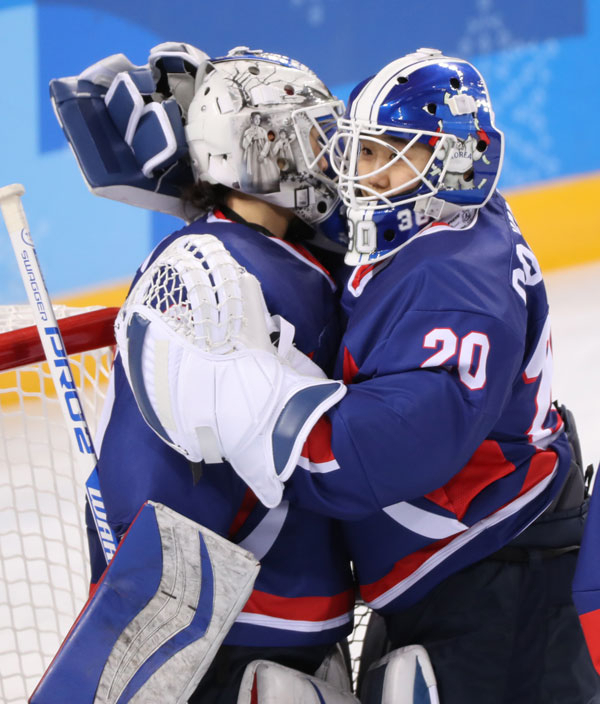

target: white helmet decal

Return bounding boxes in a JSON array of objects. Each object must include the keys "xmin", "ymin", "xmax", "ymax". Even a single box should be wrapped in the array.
[{"xmin": 185, "ymin": 48, "xmax": 344, "ymax": 224}]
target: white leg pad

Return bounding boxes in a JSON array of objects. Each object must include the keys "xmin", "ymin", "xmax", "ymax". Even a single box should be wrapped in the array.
[
  {"xmin": 237, "ymin": 660, "xmax": 360, "ymax": 704},
  {"xmin": 314, "ymin": 643, "xmax": 353, "ymax": 693},
  {"xmin": 29, "ymin": 502, "xmax": 260, "ymax": 704},
  {"xmin": 360, "ymin": 645, "xmax": 440, "ymax": 704}
]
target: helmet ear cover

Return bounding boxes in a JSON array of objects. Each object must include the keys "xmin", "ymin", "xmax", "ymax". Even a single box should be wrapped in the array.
[{"xmin": 184, "ymin": 50, "xmax": 344, "ymax": 225}]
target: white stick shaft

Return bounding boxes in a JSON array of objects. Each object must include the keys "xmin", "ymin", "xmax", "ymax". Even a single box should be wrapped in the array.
[
  {"xmin": 0, "ymin": 184, "xmax": 98, "ymax": 470},
  {"xmin": 0, "ymin": 183, "xmax": 117, "ymax": 563}
]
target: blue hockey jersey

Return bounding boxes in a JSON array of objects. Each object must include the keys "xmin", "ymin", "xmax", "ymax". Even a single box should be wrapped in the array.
[
  {"xmin": 91, "ymin": 210, "xmax": 354, "ymax": 646},
  {"xmin": 285, "ymin": 192, "xmax": 572, "ymax": 613}
]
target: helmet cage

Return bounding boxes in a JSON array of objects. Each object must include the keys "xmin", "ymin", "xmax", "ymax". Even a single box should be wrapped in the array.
[
  {"xmin": 330, "ymin": 50, "xmax": 505, "ymax": 265},
  {"xmin": 331, "ymin": 119, "xmax": 458, "ymax": 211},
  {"xmin": 293, "ymin": 101, "xmax": 342, "ymax": 174}
]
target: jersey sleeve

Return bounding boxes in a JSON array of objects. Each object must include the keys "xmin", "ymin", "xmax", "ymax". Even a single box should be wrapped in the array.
[{"xmin": 285, "ymin": 308, "xmax": 526, "ymax": 520}]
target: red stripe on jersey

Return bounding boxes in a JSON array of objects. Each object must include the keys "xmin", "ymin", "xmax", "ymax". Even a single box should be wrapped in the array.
[
  {"xmin": 360, "ymin": 535, "xmax": 455, "ymax": 603},
  {"xmin": 276, "ymin": 240, "xmax": 333, "ymax": 277},
  {"xmin": 212, "ymin": 208, "xmax": 229, "ymax": 220},
  {"xmin": 550, "ymin": 408, "xmax": 564, "ymax": 434},
  {"xmin": 351, "ymin": 264, "xmax": 376, "ymax": 291},
  {"xmin": 268, "ymin": 238, "xmax": 336, "ymax": 289},
  {"xmin": 228, "ymin": 488, "xmax": 259, "ymax": 539},
  {"xmin": 580, "ymin": 610, "xmax": 600, "ymax": 675},
  {"xmin": 242, "ymin": 587, "xmax": 355, "ymax": 621},
  {"xmin": 251, "ymin": 675, "xmax": 259, "ymax": 704},
  {"xmin": 517, "ymin": 448, "xmax": 558, "ymax": 498},
  {"xmin": 343, "ymin": 346, "xmax": 359, "ymax": 384},
  {"xmin": 425, "ymin": 440, "xmax": 516, "ymax": 521},
  {"xmin": 302, "ymin": 415, "xmax": 336, "ymax": 463}
]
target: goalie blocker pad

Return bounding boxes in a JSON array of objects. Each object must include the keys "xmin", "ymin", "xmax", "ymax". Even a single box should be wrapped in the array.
[
  {"xmin": 50, "ymin": 74, "xmax": 194, "ymax": 220},
  {"xmin": 237, "ymin": 660, "xmax": 360, "ymax": 704},
  {"xmin": 49, "ymin": 44, "xmax": 208, "ymax": 221},
  {"xmin": 360, "ymin": 645, "xmax": 440, "ymax": 704},
  {"xmin": 29, "ymin": 502, "xmax": 260, "ymax": 704}
]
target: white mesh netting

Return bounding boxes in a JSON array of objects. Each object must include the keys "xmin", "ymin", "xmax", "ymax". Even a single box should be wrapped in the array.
[
  {"xmin": 0, "ymin": 304, "xmax": 114, "ymax": 704},
  {"xmin": 0, "ymin": 303, "xmax": 372, "ymax": 700}
]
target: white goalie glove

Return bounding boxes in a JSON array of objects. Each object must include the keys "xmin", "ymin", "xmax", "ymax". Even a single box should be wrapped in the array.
[{"xmin": 114, "ymin": 235, "xmax": 346, "ymax": 507}]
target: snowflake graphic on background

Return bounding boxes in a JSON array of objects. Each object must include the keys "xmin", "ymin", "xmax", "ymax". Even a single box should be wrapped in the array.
[
  {"xmin": 289, "ymin": 0, "xmax": 325, "ymax": 27},
  {"xmin": 458, "ymin": 0, "xmax": 561, "ymax": 186},
  {"xmin": 458, "ymin": 0, "xmax": 514, "ymax": 56}
]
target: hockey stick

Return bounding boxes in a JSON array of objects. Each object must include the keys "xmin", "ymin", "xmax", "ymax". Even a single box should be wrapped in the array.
[
  {"xmin": 0, "ymin": 307, "xmax": 119, "ymax": 371},
  {"xmin": 0, "ymin": 183, "xmax": 118, "ymax": 563},
  {"xmin": 2, "ymin": 186, "xmax": 262, "ymax": 703}
]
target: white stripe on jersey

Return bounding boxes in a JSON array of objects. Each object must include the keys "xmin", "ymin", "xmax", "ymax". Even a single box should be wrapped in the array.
[
  {"xmin": 208, "ymin": 211, "xmax": 336, "ymax": 291},
  {"xmin": 238, "ymin": 501, "xmax": 289, "ymax": 561},
  {"xmin": 367, "ymin": 458, "xmax": 558, "ymax": 610},
  {"xmin": 234, "ymin": 611, "xmax": 352, "ymax": 633},
  {"xmin": 205, "ymin": 212, "xmax": 226, "ymax": 224},
  {"xmin": 347, "ymin": 264, "xmax": 377, "ymax": 298},
  {"xmin": 383, "ymin": 500, "xmax": 468, "ymax": 539},
  {"xmin": 298, "ymin": 456, "xmax": 340, "ymax": 474}
]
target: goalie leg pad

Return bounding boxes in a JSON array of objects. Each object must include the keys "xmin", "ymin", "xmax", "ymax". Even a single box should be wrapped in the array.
[
  {"xmin": 314, "ymin": 643, "xmax": 353, "ymax": 693},
  {"xmin": 360, "ymin": 645, "xmax": 440, "ymax": 704},
  {"xmin": 236, "ymin": 660, "xmax": 360, "ymax": 704},
  {"xmin": 29, "ymin": 502, "xmax": 259, "ymax": 704}
]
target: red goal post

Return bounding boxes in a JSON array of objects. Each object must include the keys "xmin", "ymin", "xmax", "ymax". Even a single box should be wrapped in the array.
[
  {"xmin": 0, "ymin": 304, "xmax": 117, "ymax": 704},
  {"xmin": 0, "ymin": 307, "xmax": 118, "ymax": 372}
]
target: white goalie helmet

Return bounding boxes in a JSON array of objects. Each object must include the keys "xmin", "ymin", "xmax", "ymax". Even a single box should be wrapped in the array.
[{"xmin": 185, "ymin": 47, "xmax": 344, "ymax": 225}]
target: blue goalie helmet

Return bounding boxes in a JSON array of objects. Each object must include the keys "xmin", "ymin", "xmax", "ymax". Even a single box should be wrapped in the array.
[{"xmin": 330, "ymin": 48, "xmax": 504, "ymax": 265}]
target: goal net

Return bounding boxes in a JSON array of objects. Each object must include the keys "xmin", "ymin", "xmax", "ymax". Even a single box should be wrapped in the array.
[
  {"xmin": 0, "ymin": 303, "xmax": 372, "ymax": 700},
  {"xmin": 0, "ymin": 304, "xmax": 117, "ymax": 704}
]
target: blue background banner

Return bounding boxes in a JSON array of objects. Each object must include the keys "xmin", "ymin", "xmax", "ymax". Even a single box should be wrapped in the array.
[{"xmin": 0, "ymin": 0, "xmax": 596, "ymax": 301}]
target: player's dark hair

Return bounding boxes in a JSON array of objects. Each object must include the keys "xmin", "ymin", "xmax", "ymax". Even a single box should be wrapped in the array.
[
  {"xmin": 181, "ymin": 178, "xmax": 312, "ymax": 244},
  {"xmin": 181, "ymin": 180, "xmax": 230, "ymax": 213}
]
